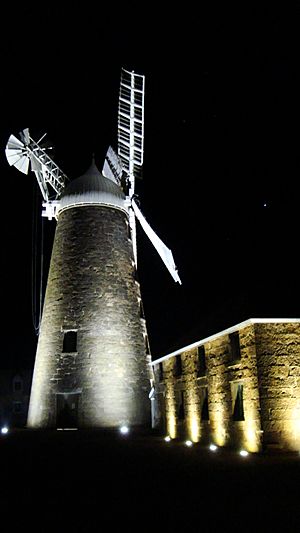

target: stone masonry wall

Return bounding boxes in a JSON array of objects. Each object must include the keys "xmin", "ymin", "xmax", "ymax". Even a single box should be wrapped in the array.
[
  {"xmin": 255, "ymin": 323, "xmax": 300, "ymax": 450},
  {"xmin": 155, "ymin": 324, "xmax": 262, "ymax": 452},
  {"xmin": 27, "ymin": 205, "xmax": 151, "ymax": 428},
  {"xmin": 206, "ymin": 324, "xmax": 262, "ymax": 451}
]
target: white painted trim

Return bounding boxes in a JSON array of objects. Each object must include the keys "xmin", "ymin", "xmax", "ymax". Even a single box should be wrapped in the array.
[
  {"xmin": 150, "ymin": 318, "xmax": 300, "ymax": 366},
  {"xmin": 58, "ymin": 201, "xmax": 129, "ymax": 217}
]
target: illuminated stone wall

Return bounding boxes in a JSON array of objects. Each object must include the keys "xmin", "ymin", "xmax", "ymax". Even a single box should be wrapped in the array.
[
  {"xmin": 158, "ymin": 351, "xmax": 210, "ymax": 443},
  {"xmin": 27, "ymin": 205, "xmax": 151, "ymax": 428},
  {"xmin": 206, "ymin": 325, "xmax": 262, "ymax": 451},
  {"xmin": 153, "ymin": 321, "xmax": 300, "ymax": 452},
  {"xmin": 255, "ymin": 322, "xmax": 300, "ymax": 450}
]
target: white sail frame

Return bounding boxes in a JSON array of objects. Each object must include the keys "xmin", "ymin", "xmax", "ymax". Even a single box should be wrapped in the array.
[
  {"xmin": 5, "ymin": 129, "xmax": 68, "ymax": 202},
  {"xmin": 132, "ymin": 199, "xmax": 181, "ymax": 284},
  {"xmin": 118, "ymin": 68, "xmax": 145, "ymax": 197}
]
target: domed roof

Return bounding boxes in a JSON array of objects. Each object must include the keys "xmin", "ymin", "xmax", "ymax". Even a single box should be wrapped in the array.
[{"xmin": 57, "ymin": 160, "xmax": 128, "ymax": 216}]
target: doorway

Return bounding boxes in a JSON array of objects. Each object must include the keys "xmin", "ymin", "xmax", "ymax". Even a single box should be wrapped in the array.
[{"xmin": 56, "ymin": 393, "xmax": 80, "ymax": 428}]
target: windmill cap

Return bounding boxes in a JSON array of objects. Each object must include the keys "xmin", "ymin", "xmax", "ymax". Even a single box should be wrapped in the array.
[{"xmin": 57, "ymin": 160, "xmax": 128, "ymax": 216}]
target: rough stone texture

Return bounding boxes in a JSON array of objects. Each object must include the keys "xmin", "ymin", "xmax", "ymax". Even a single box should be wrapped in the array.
[
  {"xmin": 255, "ymin": 323, "xmax": 300, "ymax": 450},
  {"xmin": 27, "ymin": 205, "xmax": 151, "ymax": 428},
  {"xmin": 207, "ymin": 325, "xmax": 262, "ymax": 451},
  {"xmin": 154, "ymin": 321, "xmax": 300, "ymax": 451}
]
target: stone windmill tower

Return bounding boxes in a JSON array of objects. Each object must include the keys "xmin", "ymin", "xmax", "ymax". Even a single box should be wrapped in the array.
[{"xmin": 5, "ymin": 69, "xmax": 181, "ymax": 430}]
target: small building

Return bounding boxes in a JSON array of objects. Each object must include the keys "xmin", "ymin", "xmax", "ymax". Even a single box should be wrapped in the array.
[{"xmin": 151, "ymin": 319, "xmax": 300, "ymax": 452}]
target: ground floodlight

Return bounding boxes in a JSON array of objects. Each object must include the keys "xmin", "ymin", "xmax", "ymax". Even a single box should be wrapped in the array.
[{"xmin": 240, "ymin": 449, "xmax": 249, "ymax": 457}]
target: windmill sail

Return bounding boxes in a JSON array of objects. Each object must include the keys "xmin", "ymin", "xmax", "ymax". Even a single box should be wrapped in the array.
[
  {"xmin": 5, "ymin": 134, "xmax": 30, "ymax": 174},
  {"xmin": 118, "ymin": 68, "xmax": 145, "ymax": 196},
  {"xmin": 102, "ymin": 145, "xmax": 123, "ymax": 185},
  {"xmin": 115, "ymin": 68, "xmax": 181, "ymax": 283},
  {"xmin": 5, "ymin": 128, "xmax": 68, "ymax": 203},
  {"xmin": 132, "ymin": 199, "xmax": 181, "ymax": 284}
]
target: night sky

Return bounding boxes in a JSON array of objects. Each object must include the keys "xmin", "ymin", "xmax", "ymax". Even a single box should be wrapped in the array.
[{"xmin": 0, "ymin": 6, "xmax": 299, "ymax": 368}]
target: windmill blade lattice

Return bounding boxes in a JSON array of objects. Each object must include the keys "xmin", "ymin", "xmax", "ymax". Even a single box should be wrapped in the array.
[
  {"xmin": 118, "ymin": 68, "xmax": 145, "ymax": 196},
  {"xmin": 5, "ymin": 134, "xmax": 30, "ymax": 174},
  {"xmin": 5, "ymin": 129, "xmax": 69, "ymax": 204},
  {"xmin": 102, "ymin": 145, "xmax": 123, "ymax": 185}
]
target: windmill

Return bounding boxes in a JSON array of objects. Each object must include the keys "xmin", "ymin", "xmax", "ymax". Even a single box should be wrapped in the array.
[
  {"xmin": 6, "ymin": 69, "xmax": 181, "ymax": 284},
  {"xmin": 5, "ymin": 68, "xmax": 181, "ymax": 430}
]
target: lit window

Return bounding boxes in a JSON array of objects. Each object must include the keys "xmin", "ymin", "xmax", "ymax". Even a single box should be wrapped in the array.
[
  {"xmin": 229, "ymin": 332, "xmax": 241, "ymax": 362},
  {"xmin": 197, "ymin": 346, "xmax": 206, "ymax": 376},
  {"xmin": 200, "ymin": 387, "xmax": 209, "ymax": 421},
  {"xmin": 158, "ymin": 362, "xmax": 164, "ymax": 381},
  {"xmin": 232, "ymin": 383, "xmax": 245, "ymax": 421},
  {"xmin": 174, "ymin": 355, "xmax": 182, "ymax": 377},
  {"xmin": 177, "ymin": 391, "xmax": 185, "ymax": 420},
  {"xmin": 63, "ymin": 331, "xmax": 77, "ymax": 353}
]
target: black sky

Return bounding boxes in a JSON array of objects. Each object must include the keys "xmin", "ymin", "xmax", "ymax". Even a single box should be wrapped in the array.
[{"xmin": 1, "ymin": 5, "xmax": 299, "ymax": 366}]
